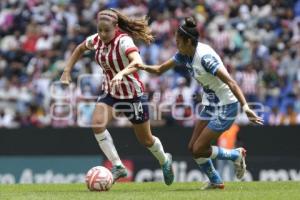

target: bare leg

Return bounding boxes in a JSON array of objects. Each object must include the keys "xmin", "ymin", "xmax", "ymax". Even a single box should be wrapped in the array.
[
  {"xmin": 188, "ymin": 120, "xmax": 209, "ymax": 154},
  {"xmin": 191, "ymin": 126, "xmax": 220, "ymax": 158}
]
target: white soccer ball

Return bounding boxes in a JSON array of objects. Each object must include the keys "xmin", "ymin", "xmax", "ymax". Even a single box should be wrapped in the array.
[{"xmin": 85, "ymin": 166, "xmax": 113, "ymax": 191}]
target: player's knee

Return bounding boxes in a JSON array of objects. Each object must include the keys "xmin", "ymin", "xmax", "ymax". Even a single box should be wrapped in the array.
[
  {"xmin": 92, "ymin": 116, "xmax": 107, "ymax": 129},
  {"xmin": 91, "ymin": 119, "xmax": 106, "ymax": 133}
]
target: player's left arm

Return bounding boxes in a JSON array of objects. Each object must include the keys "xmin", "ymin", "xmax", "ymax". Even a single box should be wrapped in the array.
[
  {"xmin": 216, "ymin": 67, "xmax": 264, "ymax": 125},
  {"xmin": 111, "ymin": 51, "xmax": 142, "ymax": 86}
]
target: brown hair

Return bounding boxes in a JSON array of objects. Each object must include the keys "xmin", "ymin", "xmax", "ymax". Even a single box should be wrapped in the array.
[
  {"xmin": 97, "ymin": 9, "xmax": 154, "ymax": 44},
  {"xmin": 177, "ymin": 17, "xmax": 199, "ymax": 46}
]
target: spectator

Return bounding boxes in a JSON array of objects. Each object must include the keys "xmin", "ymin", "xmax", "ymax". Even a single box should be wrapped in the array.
[
  {"xmin": 267, "ymin": 106, "xmax": 282, "ymax": 126},
  {"xmin": 236, "ymin": 63, "xmax": 258, "ymax": 102},
  {"xmin": 279, "ymin": 49, "xmax": 300, "ymax": 82},
  {"xmin": 280, "ymin": 104, "xmax": 300, "ymax": 125}
]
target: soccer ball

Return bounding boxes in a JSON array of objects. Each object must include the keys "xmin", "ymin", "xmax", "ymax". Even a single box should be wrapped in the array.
[{"xmin": 85, "ymin": 166, "xmax": 113, "ymax": 191}]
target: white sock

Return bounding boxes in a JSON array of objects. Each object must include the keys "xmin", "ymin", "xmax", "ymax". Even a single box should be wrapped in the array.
[
  {"xmin": 94, "ymin": 130, "xmax": 123, "ymax": 166},
  {"xmin": 194, "ymin": 157, "xmax": 209, "ymax": 165},
  {"xmin": 210, "ymin": 146, "xmax": 219, "ymax": 159},
  {"xmin": 147, "ymin": 136, "xmax": 168, "ymax": 165}
]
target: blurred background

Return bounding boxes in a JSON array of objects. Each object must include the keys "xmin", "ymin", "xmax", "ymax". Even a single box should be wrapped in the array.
[{"xmin": 0, "ymin": 0, "xmax": 300, "ymax": 184}]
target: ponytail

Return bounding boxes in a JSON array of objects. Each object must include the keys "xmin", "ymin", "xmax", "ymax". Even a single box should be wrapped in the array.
[{"xmin": 109, "ymin": 9, "xmax": 154, "ymax": 44}]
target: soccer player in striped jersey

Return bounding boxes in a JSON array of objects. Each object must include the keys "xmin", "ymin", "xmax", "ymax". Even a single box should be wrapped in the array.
[
  {"xmin": 134, "ymin": 17, "xmax": 263, "ymax": 189},
  {"xmin": 60, "ymin": 9, "xmax": 174, "ymax": 185}
]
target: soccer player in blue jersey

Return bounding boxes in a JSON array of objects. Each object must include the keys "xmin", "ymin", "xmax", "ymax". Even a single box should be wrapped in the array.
[{"xmin": 133, "ymin": 17, "xmax": 263, "ymax": 189}]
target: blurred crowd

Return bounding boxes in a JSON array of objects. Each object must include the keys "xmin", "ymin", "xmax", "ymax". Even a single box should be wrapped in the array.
[{"xmin": 0, "ymin": 0, "xmax": 300, "ymax": 128}]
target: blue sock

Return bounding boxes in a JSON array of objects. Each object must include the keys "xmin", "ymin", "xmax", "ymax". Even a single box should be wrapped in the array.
[
  {"xmin": 194, "ymin": 157, "xmax": 223, "ymax": 184},
  {"xmin": 211, "ymin": 146, "xmax": 240, "ymax": 161}
]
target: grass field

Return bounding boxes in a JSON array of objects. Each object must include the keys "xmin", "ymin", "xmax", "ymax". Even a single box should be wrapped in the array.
[{"xmin": 0, "ymin": 181, "xmax": 299, "ymax": 200}]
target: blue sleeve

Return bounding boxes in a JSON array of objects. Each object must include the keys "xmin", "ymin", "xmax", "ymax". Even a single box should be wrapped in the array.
[
  {"xmin": 200, "ymin": 54, "xmax": 221, "ymax": 75},
  {"xmin": 172, "ymin": 52, "xmax": 186, "ymax": 65}
]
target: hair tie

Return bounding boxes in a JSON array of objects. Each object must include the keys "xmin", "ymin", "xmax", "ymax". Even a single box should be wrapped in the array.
[
  {"xmin": 99, "ymin": 13, "xmax": 117, "ymax": 20},
  {"xmin": 179, "ymin": 26, "xmax": 198, "ymax": 41}
]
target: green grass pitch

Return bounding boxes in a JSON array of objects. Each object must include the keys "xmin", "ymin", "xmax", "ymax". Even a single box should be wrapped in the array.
[{"xmin": 0, "ymin": 181, "xmax": 299, "ymax": 200}]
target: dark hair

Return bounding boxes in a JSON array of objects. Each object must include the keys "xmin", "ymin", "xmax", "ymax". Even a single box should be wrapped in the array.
[
  {"xmin": 177, "ymin": 17, "xmax": 199, "ymax": 46},
  {"xmin": 97, "ymin": 9, "xmax": 154, "ymax": 44}
]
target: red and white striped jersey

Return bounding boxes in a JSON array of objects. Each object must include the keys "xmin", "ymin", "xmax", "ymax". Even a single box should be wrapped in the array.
[
  {"xmin": 212, "ymin": 31, "xmax": 230, "ymax": 52},
  {"xmin": 238, "ymin": 71, "xmax": 258, "ymax": 95},
  {"xmin": 85, "ymin": 31, "xmax": 144, "ymax": 99}
]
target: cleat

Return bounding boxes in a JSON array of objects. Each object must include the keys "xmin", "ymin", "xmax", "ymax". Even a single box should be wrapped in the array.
[
  {"xmin": 234, "ymin": 148, "xmax": 247, "ymax": 179},
  {"xmin": 111, "ymin": 165, "xmax": 127, "ymax": 183},
  {"xmin": 161, "ymin": 153, "xmax": 174, "ymax": 185},
  {"xmin": 201, "ymin": 182, "xmax": 225, "ymax": 190}
]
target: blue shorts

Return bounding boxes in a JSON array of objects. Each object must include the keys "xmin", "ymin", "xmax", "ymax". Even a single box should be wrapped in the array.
[
  {"xmin": 97, "ymin": 93, "xmax": 149, "ymax": 124},
  {"xmin": 199, "ymin": 102, "xmax": 239, "ymax": 133}
]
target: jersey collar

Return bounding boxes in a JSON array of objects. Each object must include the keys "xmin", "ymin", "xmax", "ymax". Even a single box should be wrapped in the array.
[{"xmin": 104, "ymin": 29, "xmax": 124, "ymax": 45}]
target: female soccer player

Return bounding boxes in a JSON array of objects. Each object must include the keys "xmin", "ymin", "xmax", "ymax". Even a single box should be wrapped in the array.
[
  {"xmin": 133, "ymin": 17, "xmax": 263, "ymax": 189},
  {"xmin": 60, "ymin": 9, "xmax": 174, "ymax": 185}
]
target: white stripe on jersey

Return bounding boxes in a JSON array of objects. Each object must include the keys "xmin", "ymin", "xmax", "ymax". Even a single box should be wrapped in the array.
[
  {"xmin": 117, "ymin": 44, "xmax": 142, "ymax": 98},
  {"xmin": 94, "ymin": 39, "xmax": 108, "ymax": 93},
  {"xmin": 111, "ymin": 34, "xmax": 126, "ymax": 99},
  {"xmin": 105, "ymin": 43, "xmax": 117, "ymax": 96},
  {"xmin": 115, "ymin": 39, "xmax": 134, "ymax": 98},
  {"xmin": 104, "ymin": 74, "xmax": 109, "ymax": 93},
  {"xmin": 115, "ymin": 36, "xmax": 137, "ymax": 98},
  {"xmin": 98, "ymin": 41, "xmax": 110, "ymax": 94}
]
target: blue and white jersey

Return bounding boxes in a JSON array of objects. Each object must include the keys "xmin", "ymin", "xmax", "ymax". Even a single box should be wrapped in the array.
[{"xmin": 173, "ymin": 42, "xmax": 237, "ymax": 106}]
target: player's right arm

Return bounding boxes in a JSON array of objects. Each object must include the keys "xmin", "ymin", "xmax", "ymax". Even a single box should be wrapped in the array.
[
  {"xmin": 60, "ymin": 42, "xmax": 89, "ymax": 84},
  {"xmin": 135, "ymin": 59, "xmax": 176, "ymax": 75}
]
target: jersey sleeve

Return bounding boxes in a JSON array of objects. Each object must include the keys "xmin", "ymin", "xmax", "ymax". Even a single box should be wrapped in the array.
[
  {"xmin": 172, "ymin": 52, "xmax": 186, "ymax": 65},
  {"xmin": 200, "ymin": 54, "xmax": 221, "ymax": 75},
  {"xmin": 85, "ymin": 33, "xmax": 99, "ymax": 50},
  {"xmin": 119, "ymin": 36, "xmax": 139, "ymax": 57}
]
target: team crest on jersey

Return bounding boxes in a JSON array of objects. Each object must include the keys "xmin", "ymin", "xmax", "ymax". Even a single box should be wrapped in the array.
[
  {"xmin": 101, "ymin": 46, "xmax": 109, "ymax": 56},
  {"xmin": 87, "ymin": 39, "xmax": 93, "ymax": 48},
  {"xmin": 101, "ymin": 61, "xmax": 110, "ymax": 70}
]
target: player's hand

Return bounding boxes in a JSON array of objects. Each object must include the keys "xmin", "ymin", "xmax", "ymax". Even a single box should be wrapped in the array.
[
  {"xmin": 131, "ymin": 62, "xmax": 146, "ymax": 70},
  {"xmin": 111, "ymin": 73, "xmax": 123, "ymax": 87},
  {"xmin": 60, "ymin": 70, "xmax": 72, "ymax": 85},
  {"xmin": 245, "ymin": 108, "xmax": 264, "ymax": 125}
]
